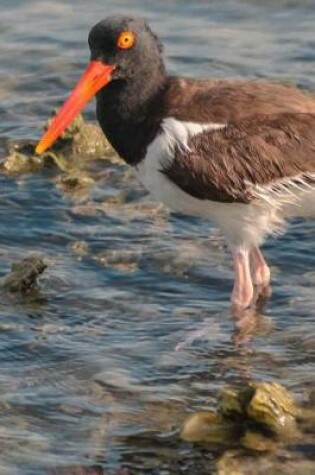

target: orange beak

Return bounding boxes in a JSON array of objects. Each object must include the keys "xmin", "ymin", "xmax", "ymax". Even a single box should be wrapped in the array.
[{"xmin": 35, "ymin": 61, "xmax": 115, "ymax": 155}]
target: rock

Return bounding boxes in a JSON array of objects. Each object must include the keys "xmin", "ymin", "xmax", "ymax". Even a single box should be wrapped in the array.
[
  {"xmin": 216, "ymin": 448, "xmax": 315, "ymax": 475},
  {"xmin": 1, "ymin": 113, "xmax": 121, "ymax": 176},
  {"xmin": 180, "ymin": 411, "xmax": 238, "ymax": 445},
  {"xmin": 240, "ymin": 430, "xmax": 279, "ymax": 452},
  {"xmin": 219, "ymin": 382, "xmax": 298, "ymax": 438},
  {"xmin": 0, "ymin": 256, "xmax": 47, "ymax": 293},
  {"xmin": 182, "ymin": 381, "xmax": 300, "ymax": 455},
  {"xmin": 40, "ymin": 112, "xmax": 114, "ymax": 161},
  {"xmin": 56, "ymin": 172, "xmax": 95, "ymax": 191},
  {"xmin": 246, "ymin": 382, "xmax": 298, "ymax": 437},
  {"xmin": 218, "ymin": 387, "xmax": 251, "ymax": 420},
  {"xmin": 216, "ymin": 449, "xmax": 255, "ymax": 475},
  {"xmin": 1, "ymin": 142, "xmax": 43, "ymax": 174}
]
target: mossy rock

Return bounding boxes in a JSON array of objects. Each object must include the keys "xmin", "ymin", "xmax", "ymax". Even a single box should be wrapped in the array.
[
  {"xmin": 219, "ymin": 387, "xmax": 252, "ymax": 420},
  {"xmin": 56, "ymin": 171, "xmax": 95, "ymax": 191},
  {"xmin": 1, "ymin": 142, "xmax": 43, "ymax": 174},
  {"xmin": 181, "ymin": 382, "xmax": 299, "ymax": 451},
  {"xmin": 44, "ymin": 112, "xmax": 114, "ymax": 160},
  {"xmin": 0, "ymin": 256, "xmax": 47, "ymax": 293},
  {"xmin": 246, "ymin": 382, "xmax": 298, "ymax": 437},
  {"xmin": 1, "ymin": 113, "xmax": 121, "ymax": 176},
  {"xmin": 180, "ymin": 411, "xmax": 239, "ymax": 445},
  {"xmin": 219, "ymin": 382, "xmax": 298, "ymax": 438}
]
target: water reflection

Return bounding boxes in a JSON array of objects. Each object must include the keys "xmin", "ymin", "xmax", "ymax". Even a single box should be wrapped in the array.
[
  {"xmin": 231, "ymin": 296, "xmax": 273, "ymax": 348},
  {"xmin": 175, "ymin": 302, "xmax": 273, "ymax": 352}
]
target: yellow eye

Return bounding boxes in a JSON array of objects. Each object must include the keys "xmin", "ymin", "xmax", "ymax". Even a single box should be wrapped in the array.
[{"xmin": 117, "ymin": 31, "xmax": 135, "ymax": 50}]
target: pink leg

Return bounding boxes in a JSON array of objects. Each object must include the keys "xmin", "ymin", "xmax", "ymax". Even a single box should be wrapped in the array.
[
  {"xmin": 231, "ymin": 248, "xmax": 254, "ymax": 309},
  {"xmin": 250, "ymin": 247, "xmax": 270, "ymax": 287}
]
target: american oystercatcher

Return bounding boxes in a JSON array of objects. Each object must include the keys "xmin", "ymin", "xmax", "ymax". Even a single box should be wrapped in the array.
[{"xmin": 36, "ymin": 16, "xmax": 315, "ymax": 309}]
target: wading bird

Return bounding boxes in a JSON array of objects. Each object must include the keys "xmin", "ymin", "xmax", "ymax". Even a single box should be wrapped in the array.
[{"xmin": 36, "ymin": 16, "xmax": 315, "ymax": 309}]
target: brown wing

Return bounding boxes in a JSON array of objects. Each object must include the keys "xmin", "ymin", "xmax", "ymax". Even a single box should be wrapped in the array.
[
  {"xmin": 164, "ymin": 77, "xmax": 315, "ymax": 122},
  {"xmin": 161, "ymin": 113, "xmax": 315, "ymax": 203}
]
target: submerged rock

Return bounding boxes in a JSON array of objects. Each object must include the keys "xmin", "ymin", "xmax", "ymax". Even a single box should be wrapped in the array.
[
  {"xmin": 56, "ymin": 171, "xmax": 95, "ymax": 191},
  {"xmin": 93, "ymin": 248, "xmax": 142, "ymax": 273},
  {"xmin": 70, "ymin": 241, "xmax": 89, "ymax": 260},
  {"xmin": 0, "ymin": 256, "xmax": 47, "ymax": 293},
  {"xmin": 216, "ymin": 448, "xmax": 315, "ymax": 475}
]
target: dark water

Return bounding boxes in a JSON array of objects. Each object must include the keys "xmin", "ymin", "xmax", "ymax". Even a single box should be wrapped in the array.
[{"xmin": 0, "ymin": 1, "xmax": 314, "ymax": 474}]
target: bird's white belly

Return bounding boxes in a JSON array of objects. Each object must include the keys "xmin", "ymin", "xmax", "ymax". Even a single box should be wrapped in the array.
[
  {"xmin": 135, "ymin": 141, "xmax": 275, "ymax": 251},
  {"xmin": 135, "ymin": 117, "xmax": 315, "ymax": 250},
  {"xmin": 135, "ymin": 158, "xmax": 284, "ymax": 250}
]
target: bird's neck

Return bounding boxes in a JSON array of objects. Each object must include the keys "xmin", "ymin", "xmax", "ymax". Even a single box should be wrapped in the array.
[{"xmin": 96, "ymin": 69, "xmax": 168, "ymax": 165}]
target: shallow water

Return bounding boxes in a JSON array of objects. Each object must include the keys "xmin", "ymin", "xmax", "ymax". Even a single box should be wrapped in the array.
[{"xmin": 0, "ymin": 0, "xmax": 314, "ymax": 474}]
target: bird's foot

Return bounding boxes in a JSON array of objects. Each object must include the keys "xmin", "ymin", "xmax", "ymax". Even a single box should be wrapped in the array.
[
  {"xmin": 255, "ymin": 283, "xmax": 272, "ymax": 307},
  {"xmin": 231, "ymin": 248, "xmax": 254, "ymax": 310},
  {"xmin": 250, "ymin": 247, "xmax": 271, "ymax": 287},
  {"xmin": 252, "ymin": 263, "xmax": 271, "ymax": 287},
  {"xmin": 231, "ymin": 282, "xmax": 254, "ymax": 309}
]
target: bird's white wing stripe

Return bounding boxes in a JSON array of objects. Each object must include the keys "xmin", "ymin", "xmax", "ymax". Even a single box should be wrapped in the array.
[{"xmin": 161, "ymin": 117, "xmax": 226, "ymax": 155}]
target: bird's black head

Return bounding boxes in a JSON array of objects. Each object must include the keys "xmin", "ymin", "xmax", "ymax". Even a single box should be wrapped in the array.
[
  {"xmin": 88, "ymin": 15, "xmax": 164, "ymax": 82},
  {"xmin": 36, "ymin": 15, "xmax": 166, "ymax": 155}
]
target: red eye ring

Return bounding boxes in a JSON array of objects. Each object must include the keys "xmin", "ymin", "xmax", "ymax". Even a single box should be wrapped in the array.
[{"xmin": 117, "ymin": 31, "xmax": 135, "ymax": 50}]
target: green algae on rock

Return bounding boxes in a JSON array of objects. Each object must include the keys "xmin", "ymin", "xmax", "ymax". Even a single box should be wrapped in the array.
[{"xmin": 1, "ymin": 113, "xmax": 121, "ymax": 175}]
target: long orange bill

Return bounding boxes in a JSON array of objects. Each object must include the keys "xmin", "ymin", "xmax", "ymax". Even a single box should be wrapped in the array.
[{"xmin": 35, "ymin": 61, "xmax": 115, "ymax": 155}]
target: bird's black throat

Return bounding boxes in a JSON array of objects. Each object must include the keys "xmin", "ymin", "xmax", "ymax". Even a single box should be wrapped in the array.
[{"xmin": 96, "ymin": 65, "xmax": 168, "ymax": 166}]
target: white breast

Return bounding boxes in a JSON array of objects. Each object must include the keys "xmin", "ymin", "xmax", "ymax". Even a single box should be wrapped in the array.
[{"xmin": 135, "ymin": 117, "xmax": 225, "ymax": 215}]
